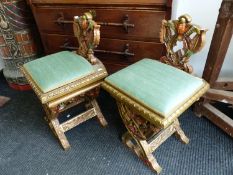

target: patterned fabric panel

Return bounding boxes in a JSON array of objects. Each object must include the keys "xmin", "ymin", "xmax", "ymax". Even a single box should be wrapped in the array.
[
  {"xmin": 105, "ymin": 58, "xmax": 206, "ymax": 118},
  {"xmin": 24, "ymin": 51, "xmax": 94, "ymax": 93}
]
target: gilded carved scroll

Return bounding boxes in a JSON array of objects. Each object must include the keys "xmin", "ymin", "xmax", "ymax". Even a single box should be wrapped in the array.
[
  {"xmin": 73, "ymin": 11, "xmax": 100, "ymax": 64},
  {"xmin": 160, "ymin": 14, "xmax": 207, "ymax": 73}
]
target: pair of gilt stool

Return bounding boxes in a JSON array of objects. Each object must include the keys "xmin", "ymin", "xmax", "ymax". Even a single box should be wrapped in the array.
[
  {"xmin": 21, "ymin": 12, "xmax": 108, "ymax": 150},
  {"xmin": 102, "ymin": 15, "xmax": 209, "ymax": 173},
  {"xmin": 22, "ymin": 11, "xmax": 209, "ymax": 174}
]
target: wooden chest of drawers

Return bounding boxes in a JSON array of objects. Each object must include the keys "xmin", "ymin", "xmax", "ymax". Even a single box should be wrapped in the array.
[{"xmin": 29, "ymin": 0, "xmax": 172, "ymax": 73}]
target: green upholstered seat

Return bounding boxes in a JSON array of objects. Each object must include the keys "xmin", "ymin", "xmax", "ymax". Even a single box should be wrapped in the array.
[
  {"xmin": 23, "ymin": 51, "xmax": 94, "ymax": 93},
  {"xmin": 105, "ymin": 59, "xmax": 206, "ymax": 118}
]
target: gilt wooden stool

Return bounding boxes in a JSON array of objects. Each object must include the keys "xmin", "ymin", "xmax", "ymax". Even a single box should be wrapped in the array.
[
  {"xmin": 102, "ymin": 15, "xmax": 209, "ymax": 173},
  {"xmin": 21, "ymin": 12, "xmax": 108, "ymax": 150}
]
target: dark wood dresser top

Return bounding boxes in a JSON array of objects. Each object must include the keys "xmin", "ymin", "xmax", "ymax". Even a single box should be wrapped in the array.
[{"xmin": 29, "ymin": 0, "xmax": 172, "ymax": 73}]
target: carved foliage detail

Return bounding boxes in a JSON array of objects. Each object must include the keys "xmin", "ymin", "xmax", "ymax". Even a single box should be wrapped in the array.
[
  {"xmin": 73, "ymin": 11, "xmax": 100, "ymax": 64},
  {"xmin": 160, "ymin": 14, "xmax": 207, "ymax": 73},
  {"xmin": 50, "ymin": 87, "xmax": 100, "ymax": 115},
  {"xmin": 117, "ymin": 102, "xmax": 161, "ymax": 140}
]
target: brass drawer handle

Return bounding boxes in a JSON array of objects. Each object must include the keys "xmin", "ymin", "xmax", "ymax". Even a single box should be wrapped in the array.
[
  {"xmin": 60, "ymin": 40, "xmax": 76, "ymax": 50},
  {"xmin": 60, "ymin": 42, "xmax": 135, "ymax": 57},
  {"xmin": 54, "ymin": 13, "xmax": 73, "ymax": 26},
  {"xmin": 95, "ymin": 44, "xmax": 135, "ymax": 57},
  {"xmin": 98, "ymin": 15, "xmax": 135, "ymax": 33},
  {"xmin": 54, "ymin": 13, "xmax": 135, "ymax": 33}
]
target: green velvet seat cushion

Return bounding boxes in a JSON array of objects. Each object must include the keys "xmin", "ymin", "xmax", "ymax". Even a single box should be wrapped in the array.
[
  {"xmin": 23, "ymin": 51, "xmax": 94, "ymax": 93},
  {"xmin": 105, "ymin": 58, "xmax": 206, "ymax": 118}
]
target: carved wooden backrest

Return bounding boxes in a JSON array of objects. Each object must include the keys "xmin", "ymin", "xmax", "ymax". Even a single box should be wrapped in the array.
[
  {"xmin": 73, "ymin": 11, "xmax": 100, "ymax": 64},
  {"xmin": 160, "ymin": 14, "xmax": 207, "ymax": 73}
]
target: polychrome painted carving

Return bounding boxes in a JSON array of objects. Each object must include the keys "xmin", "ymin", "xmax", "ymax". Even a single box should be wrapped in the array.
[
  {"xmin": 160, "ymin": 14, "xmax": 207, "ymax": 73},
  {"xmin": 102, "ymin": 14, "xmax": 209, "ymax": 174},
  {"xmin": 73, "ymin": 11, "xmax": 100, "ymax": 64},
  {"xmin": 21, "ymin": 11, "xmax": 108, "ymax": 150}
]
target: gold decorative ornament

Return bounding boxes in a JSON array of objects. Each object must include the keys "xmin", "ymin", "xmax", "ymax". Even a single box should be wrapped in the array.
[
  {"xmin": 73, "ymin": 11, "xmax": 100, "ymax": 64},
  {"xmin": 160, "ymin": 14, "xmax": 207, "ymax": 73},
  {"xmin": 21, "ymin": 12, "xmax": 108, "ymax": 150},
  {"xmin": 102, "ymin": 14, "xmax": 209, "ymax": 174}
]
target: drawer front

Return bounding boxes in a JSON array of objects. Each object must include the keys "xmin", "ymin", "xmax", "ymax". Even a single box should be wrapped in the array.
[
  {"xmin": 103, "ymin": 62, "xmax": 128, "ymax": 74},
  {"xmin": 35, "ymin": 7, "xmax": 166, "ymax": 42},
  {"xmin": 97, "ymin": 38, "xmax": 163, "ymax": 64},
  {"xmin": 41, "ymin": 33, "xmax": 164, "ymax": 72},
  {"xmin": 41, "ymin": 34, "xmax": 78, "ymax": 54}
]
